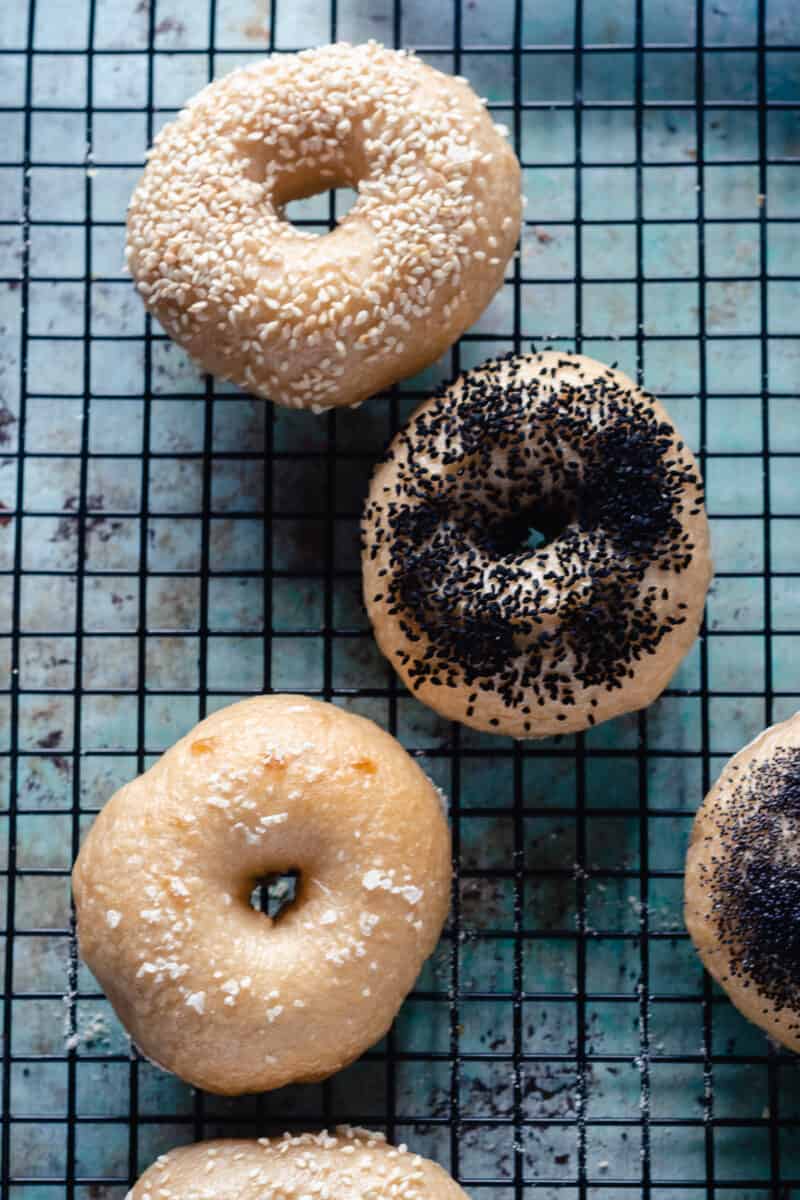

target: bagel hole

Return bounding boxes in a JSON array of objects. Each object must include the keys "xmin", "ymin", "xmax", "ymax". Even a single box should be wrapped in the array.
[
  {"xmin": 282, "ymin": 187, "xmax": 359, "ymax": 234},
  {"xmin": 250, "ymin": 869, "xmax": 300, "ymax": 920},
  {"xmin": 492, "ymin": 499, "xmax": 575, "ymax": 554}
]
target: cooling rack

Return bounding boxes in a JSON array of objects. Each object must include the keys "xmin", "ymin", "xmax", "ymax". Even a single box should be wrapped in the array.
[{"xmin": 1, "ymin": 0, "xmax": 800, "ymax": 1194}]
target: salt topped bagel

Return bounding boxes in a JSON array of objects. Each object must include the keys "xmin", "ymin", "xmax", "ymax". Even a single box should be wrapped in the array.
[
  {"xmin": 72, "ymin": 697, "xmax": 451, "ymax": 1095},
  {"xmin": 362, "ymin": 351, "xmax": 712, "ymax": 738},
  {"xmin": 685, "ymin": 712, "xmax": 800, "ymax": 1051},
  {"xmin": 126, "ymin": 41, "xmax": 521, "ymax": 411},
  {"xmin": 130, "ymin": 1129, "xmax": 470, "ymax": 1200}
]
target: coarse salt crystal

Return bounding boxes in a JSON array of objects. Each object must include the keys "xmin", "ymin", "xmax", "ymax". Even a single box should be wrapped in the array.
[{"xmin": 362, "ymin": 869, "xmax": 388, "ymax": 891}]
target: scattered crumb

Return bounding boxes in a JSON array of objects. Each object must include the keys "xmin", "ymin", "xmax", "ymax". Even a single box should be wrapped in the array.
[{"xmin": 64, "ymin": 1011, "xmax": 110, "ymax": 1052}]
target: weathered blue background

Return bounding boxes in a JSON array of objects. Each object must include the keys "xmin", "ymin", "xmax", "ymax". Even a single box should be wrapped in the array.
[{"xmin": 1, "ymin": 0, "xmax": 799, "ymax": 1193}]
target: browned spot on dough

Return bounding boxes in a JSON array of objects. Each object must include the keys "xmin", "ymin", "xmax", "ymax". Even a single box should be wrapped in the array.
[
  {"xmin": 190, "ymin": 738, "xmax": 217, "ymax": 755},
  {"xmin": 264, "ymin": 754, "xmax": 290, "ymax": 770},
  {"xmin": 352, "ymin": 758, "xmax": 377, "ymax": 774}
]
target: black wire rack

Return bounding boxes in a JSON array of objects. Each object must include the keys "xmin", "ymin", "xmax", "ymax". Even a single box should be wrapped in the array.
[{"xmin": 1, "ymin": 0, "xmax": 800, "ymax": 1195}]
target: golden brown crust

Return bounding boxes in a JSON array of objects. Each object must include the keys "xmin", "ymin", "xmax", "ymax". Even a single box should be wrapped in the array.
[
  {"xmin": 73, "ymin": 697, "xmax": 451, "ymax": 1094},
  {"xmin": 130, "ymin": 1130, "xmax": 470, "ymax": 1200},
  {"xmin": 362, "ymin": 351, "xmax": 712, "ymax": 738},
  {"xmin": 126, "ymin": 42, "xmax": 521, "ymax": 411},
  {"xmin": 685, "ymin": 711, "xmax": 800, "ymax": 1052}
]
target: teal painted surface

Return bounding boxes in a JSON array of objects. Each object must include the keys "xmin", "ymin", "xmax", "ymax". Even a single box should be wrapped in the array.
[{"xmin": 2, "ymin": 0, "xmax": 800, "ymax": 1193}]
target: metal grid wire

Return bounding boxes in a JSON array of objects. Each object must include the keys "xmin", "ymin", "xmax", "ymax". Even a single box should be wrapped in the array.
[{"xmin": 1, "ymin": 0, "xmax": 800, "ymax": 1194}]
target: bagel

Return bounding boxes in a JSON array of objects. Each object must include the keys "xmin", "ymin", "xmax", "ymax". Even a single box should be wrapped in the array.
[
  {"xmin": 685, "ymin": 712, "xmax": 800, "ymax": 1051},
  {"xmin": 362, "ymin": 351, "xmax": 712, "ymax": 738},
  {"xmin": 126, "ymin": 41, "xmax": 521, "ymax": 411},
  {"xmin": 129, "ymin": 1129, "xmax": 470, "ymax": 1200},
  {"xmin": 72, "ymin": 696, "xmax": 451, "ymax": 1094}
]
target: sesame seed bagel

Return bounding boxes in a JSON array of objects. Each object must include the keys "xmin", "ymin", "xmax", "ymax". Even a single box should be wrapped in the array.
[
  {"xmin": 72, "ymin": 696, "xmax": 451, "ymax": 1095},
  {"xmin": 362, "ymin": 351, "xmax": 712, "ymax": 738},
  {"xmin": 685, "ymin": 712, "xmax": 800, "ymax": 1052},
  {"xmin": 130, "ymin": 1129, "xmax": 470, "ymax": 1200},
  {"xmin": 125, "ymin": 41, "xmax": 521, "ymax": 412}
]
